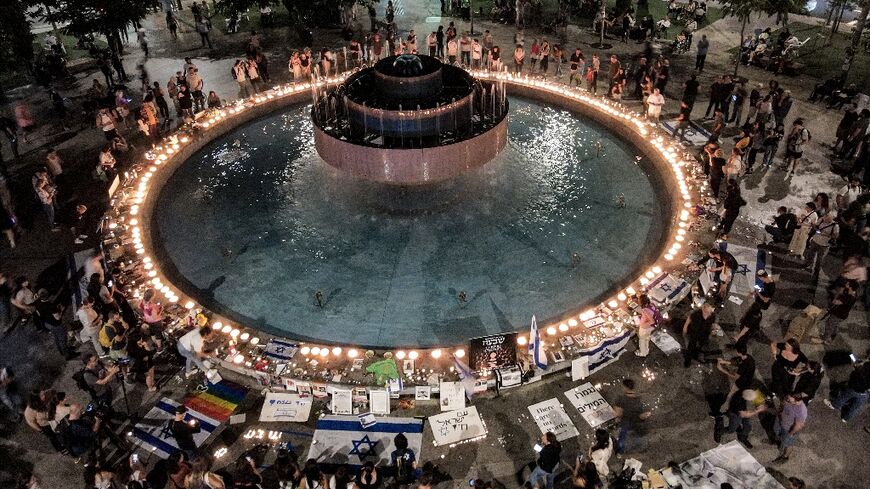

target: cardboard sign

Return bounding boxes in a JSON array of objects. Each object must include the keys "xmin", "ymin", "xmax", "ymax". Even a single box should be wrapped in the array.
[
  {"xmin": 331, "ymin": 389, "xmax": 353, "ymax": 415},
  {"xmin": 259, "ymin": 392, "xmax": 312, "ymax": 423},
  {"xmin": 469, "ymin": 332, "xmax": 518, "ymax": 371},
  {"xmin": 369, "ymin": 389, "xmax": 390, "ymax": 414},
  {"xmin": 439, "ymin": 381, "xmax": 466, "ymax": 412},
  {"xmin": 571, "ymin": 356, "xmax": 590, "ymax": 381},
  {"xmin": 528, "ymin": 398, "xmax": 579, "ymax": 441},
  {"xmin": 428, "ymin": 406, "xmax": 487, "ymax": 446},
  {"xmin": 563, "ymin": 383, "xmax": 615, "ymax": 428}
]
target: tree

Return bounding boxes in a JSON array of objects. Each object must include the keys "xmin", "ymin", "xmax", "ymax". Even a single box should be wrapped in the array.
[
  {"xmin": 40, "ymin": 0, "xmax": 150, "ymax": 54},
  {"xmin": 720, "ymin": 0, "xmax": 766, "ymax": 76},
  {"xmin": 842, "ymin": 0, "xmax": 869, "ymax": 79},
  {"xmin": 0, "ymin": 0, "xmax": 35, "ymax": 68},
  {"xmin": 0, "ymin": 0, "xmax": 35, "ymax": 97},
  {"xmin": 763, "ymin": 0, "xmax": 802, "ymax": 26}
]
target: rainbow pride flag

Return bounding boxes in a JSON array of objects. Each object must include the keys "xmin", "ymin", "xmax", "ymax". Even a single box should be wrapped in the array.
[
  {"xmin": 131, "ymin": 380, "xmax": 247, "ymax": 458},
  {"xmin": 183, "ymin": 379, "xmax": 247, "ymax": 422}
]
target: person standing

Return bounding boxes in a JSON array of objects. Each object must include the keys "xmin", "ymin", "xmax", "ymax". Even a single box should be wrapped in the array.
[
  {"xmin": 613, "ymin": 378, "xmax": 651, "ymax": 454},
  {"xmin": 527, "ymin": 432, "xmax": 561, "ymax": 489},
  {"xmin": 634, "ymin": 294, "xmax": 660, "ymax": 358},
  {"xmin": 820, "ymin": 280, "xmax": 857, "ymax": 343},
  {"xmin": 196, "ymin": 18, "xmax": 213, "ymax": 49},
  {"xmin": 568, "ymin": 48, "xmax": 584, "ymax": 86},
  {"xmin": 773, "ymin": 394, "xmax": 807, "ymax": 463},
  {"xmin": 805, "ymin": 213, "xmax": 838, "ymax": 275},
  {"xmin": 788, "ymin": 202, "xmax": 817, "ymax": 259},
  {"xmin": 731, "ymin": 388, "xmax": 767, "ymax": 447},
  {"xmin": 170, "ymin": 405, "xmax": 201, "ymax": 459},
  {"xmin": 232, "ymin": 60, "xmax": 252, "ymax": 98},
  {"xmin": 513, "ymin": 44, "xmax": 525, "ymax": 74},
  {"xmin": 748, "ymin": 269, "xmax": 776, "ymax": 315},
  {"xmin": 35, "ymin": 179, "xmax": 59, "ymax": 231},
  {"xmin": 824, "ymin": 358, "xmax": 870, "ymax": 422},
  {"xmin": 151, "ymin": 82, "xmax": 170, "ymax": 121},
  {"xmin": 695, "ymin": 35, "xmax": 709, "ymax": 71},
  {"xmin": 718, "ymin": 180, "xmax": 746, "ymax": 239},
  {"xmin": 390, "ymin": 433, "xmax": 418, "ymax": 486},
  {"xmin": 646, "ymin": 88, "xmax": 665, "ymax": 123},
  {"xmin": 783, "ymin": 118, "xmax": 810, "ymax": 175},
  {"xmin": 186, "ymin": 68, "xmax": 205, "ymax": 113},
  {"xmin": 683, "ymin": 302, "xmax": 717, "ymax": 368},
  {"xmin": 76, "ymin": 296, "xmax": 103, "ymax": 354},
  {"xmin": 773, "ymin": 90, "xmax": 793, "ymax": 127},
  {"xmin": 682, "ymin": 73, "xmax": 700, "ymax": 110},
  {"xmin": 447, "ymin": 37, "xmax": 459, "ymax": 65},
  {"xmin": 436, "ymin": 26, "xmax": 445, "ymax": 58},
  {"xmin": 427, "ymin": 31, "xmax": 437, "ymax": 57},
  {"xmin": 794, "ymin": 361, "xmax": 824, "ymax": 404},
  {"xmin": 769, "ymin": 339, "xmax": 807, "ymax": 399},
  {"xmin": 81, "ymin": 352, "xmax": 119, "ymax": 406},
  {"xmin": 460, "ymin": 32, "xmax": 472, "ymax": 66}
]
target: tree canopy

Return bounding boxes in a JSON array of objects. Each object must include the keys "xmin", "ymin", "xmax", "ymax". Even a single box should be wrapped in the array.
[
  {"xmin": 41, "ymin": 0, "xmax": 150, "ymax": 38},
  {"xmin": 0, "ymin": 0, "xmax": 35, "ymax": 67}
]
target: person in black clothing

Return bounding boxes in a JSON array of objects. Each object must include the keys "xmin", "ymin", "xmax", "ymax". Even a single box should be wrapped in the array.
[
  {"xmin": 234, "ymin": 456, "xmax": 264, "ymax": 488},
  {"xmin": 170, "ymin": 405, "xmax": 201, "ymax": 459},
  {"xmin": 528, "ymin": 431, "xmax": 561, "ymax": 489},
  {"xmin": 718, "ymin": 342, "xmax": 756, "ymax": 392},
  {"xmin": 748, "ymin": 270, "xmax": 776, "ymax": 315},
  {"xmin": 682, "ymin": 73, "xmax": 700, "ymax": 109},
  {"xmin": 821, "ymin": 280, "xmax": 857, "ymax": 343},
  {"xmin": 825, "ymin": 359, "xmax": 870, "ymax": 422},
  {"xmin": 732, "ymin": 307, "xmax": 763, "ymax": 351},
  {"xmin": 720, "ymin": 389, "xmax": 766, "ymax": 448},
  {"xmin": 794, "ymin": 361, "xmax": 824, "ymax": 404},
  {"xmin": 613, "ymin": 378, "xmax": 651, "ymax": 454},
  {"xmin": 704, "ymin": 75, "xmax": 727, "ymax": 118},
  {"xmin": 354, "ymin": 461, "xmax": 381, "ymax": 489},
  {"xmin": 719, "ymin": 180, "xmax": 747, "ymax": 238},
  {"xmin": 177, "ymin": 84, "xmax": 194, "ymax": 121},
  {"xmin": 683, "ymin": 302, "xmax": 717, "ymax": 367},
  {"xmin": 41, "ymin": 301, "xmax": 74, "ymax": 359},
  {"xmin": 769, "ymin": 339, "xmax": 807, "ymax": 399},
  {"xmin": 765, "ymin": 206, "xmax": 797, "ymax": 244},
  {"xmin": 709, "ymin": 147, "xmax": 726, "ymax": 200},
  {"xmin": 62, "ymin": 403, "xmax": 102, "ymax": 457}
]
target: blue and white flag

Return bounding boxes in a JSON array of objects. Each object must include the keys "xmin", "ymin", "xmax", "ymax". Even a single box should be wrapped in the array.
[
  {"xmin": 529, "ymin": 315, "xmax": 548, "ymax": 370},
  {"xmin": 452, "ymin": 354, "xmax": 478, "ymax": 400},
  {"xmin": 307, "ymin": 415, "xmax": 424, "ymax": 467},
  {"xmin": 130, "ymin": 398, "xmax": 219, "ymax": 459},
  {"xmin": 718, "ymin": 243, "xmax": 769, "ymax": 296}
]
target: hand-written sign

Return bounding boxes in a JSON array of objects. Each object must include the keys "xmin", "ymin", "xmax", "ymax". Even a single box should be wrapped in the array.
[
  {"xmin": 428, "ymin": 406, "xmax": 487, "ymax": 446},
  {"xmin": 259, "ymin": 392, "xmax": 312, "ymax": 423},
  {"xmin": 563, "ymin": 383, "xmax": 615, "ymax": 428},
  {"xmin": 527, "ymin": 398, "xmax": 579, "ymax": 441}
]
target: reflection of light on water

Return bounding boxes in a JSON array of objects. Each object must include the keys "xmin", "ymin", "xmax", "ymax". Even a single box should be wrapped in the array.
[{"xmin": 805, "ymin": 0, "xmax": 816, "ymax": 11}]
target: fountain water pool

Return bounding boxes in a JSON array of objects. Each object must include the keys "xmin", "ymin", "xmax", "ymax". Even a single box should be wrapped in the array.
[{"xmin": 153, "ymin": 97, "xmax": 668, "ymax": 348}]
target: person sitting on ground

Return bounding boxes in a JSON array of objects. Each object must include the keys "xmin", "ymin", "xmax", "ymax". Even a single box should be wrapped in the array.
[{"xmin": 764, "ymin": 206, "xmax": 797, "ymax": 244}]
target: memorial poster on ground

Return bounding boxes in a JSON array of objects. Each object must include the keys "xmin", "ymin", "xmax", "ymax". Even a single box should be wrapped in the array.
[
  {"xmin": 563, "ymin": 383, "xmax": 615, "ymax": 428},
  {"xmin": 469, "ymin": 332, "xmax": 518, "ymax": 371},
  {"xmin": 259, "ymin": 392, "xmax": 313, "ymax": 422},
  {"xmin": 528, "ymin": 398, "xmax": 579, "ymax": 441},
  {"xmin": 428, "ymin": 406, "xmax": 487, "ymax": 446},
  {"xmin": 331, "ymin": 389, "xmax": 353, "ymax": 415},
  {"xmin": 439, "ymin": 381, "xmax": 466, "ymax": 411}
]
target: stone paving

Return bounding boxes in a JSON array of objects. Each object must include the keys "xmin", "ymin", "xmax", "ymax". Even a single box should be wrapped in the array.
[{"xmin": 0, "ymin": 1, "xmax": 868, "ymax": 488}]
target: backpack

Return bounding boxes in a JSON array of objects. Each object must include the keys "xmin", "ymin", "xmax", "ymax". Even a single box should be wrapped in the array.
[
  {"xmin": 395, "ymin": 449, "xmax": 413, "ymax": 483},
  {"xmin": 72, "ymin": 369, "xmax": 97, "ymax": 398},
  {"xmin": 98, "ymin": 321, "xmax": 117, "ymax": 348},
  {"xmin": 645, "ymin": 304, "xmax": 665, "ymax": 327}
]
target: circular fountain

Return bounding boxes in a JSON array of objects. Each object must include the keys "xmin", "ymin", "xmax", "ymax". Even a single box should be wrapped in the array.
[{"xmin": 311, "ymin": 55, "xmax": 509, "ymax": 185}]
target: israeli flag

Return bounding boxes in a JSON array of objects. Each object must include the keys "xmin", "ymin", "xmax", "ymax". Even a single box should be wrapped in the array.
[
  {"xmin": 130, "ymin": 398, "xmax": 219, "ymax": 459},
  {"xmin": 529, "ymin": 315, "xmax": 548, "ymax": 370},
  {"xmin": 452, "ymin": 354, "xmax": 478, "ymax": 400},
  {"xmin": 719, "ymin": 243, "xmax": 769, "ymax": 295},
  {"xmin": 307, "ymin": 415, "xmax": 424, "ymax": 467}
]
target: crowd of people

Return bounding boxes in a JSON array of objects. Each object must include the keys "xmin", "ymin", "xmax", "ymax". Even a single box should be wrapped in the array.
[{"xmin": 1, "ymin": 0, "xmax": 869, "ymax": 488}]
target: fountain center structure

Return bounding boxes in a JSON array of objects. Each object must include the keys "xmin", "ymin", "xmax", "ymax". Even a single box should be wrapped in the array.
[{"xmin": 311, "ymin": 55, "xmax": 509, "ymax": 185}]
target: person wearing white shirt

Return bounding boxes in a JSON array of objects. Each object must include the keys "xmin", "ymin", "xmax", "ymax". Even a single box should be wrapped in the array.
[
  {"xmin": 471, "ymin": 40, "xmax": 482, "ymax": 68},
  {"xmin": 177, "ymin": 326, "xmax": 216, "ymax": 377},
  {"xmin": 836, "ymin": 178, "xmax": 864, "ymax": 210},
  {"xmin": 76, "ymin": 296, "xmax": 103, "ymax": 354}
]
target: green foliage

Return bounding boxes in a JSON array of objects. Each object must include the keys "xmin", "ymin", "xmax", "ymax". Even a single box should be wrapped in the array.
[
  {"xmin": 40, "ymin": 0, "xmax": 150, "ymax": 38},
  {"xmin": 720, "ymin": 0, "xmax": 766, "ymax": 22},
  {"xmin": 0, "ymin": 0, "xmax": 35, "ymax": 66}
]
